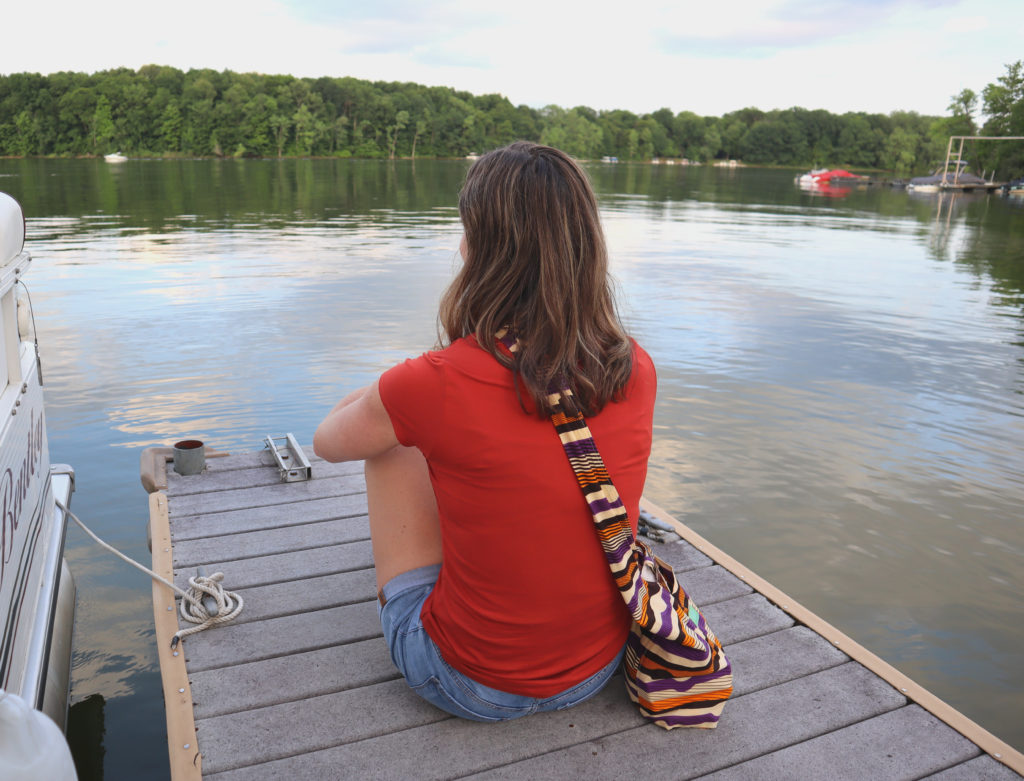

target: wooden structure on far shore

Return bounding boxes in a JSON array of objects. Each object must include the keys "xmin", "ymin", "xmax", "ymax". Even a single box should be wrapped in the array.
[
  {"xmin": 940, "ymin": 135, "xmax": 1024, "ymax": 190},
  {"xmin": 141, "ymin": 443, "xmax": 1024, "ymax": 780}
]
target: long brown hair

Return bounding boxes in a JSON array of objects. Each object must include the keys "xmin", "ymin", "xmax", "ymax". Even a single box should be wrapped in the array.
[{"xmin": 439, "ymin": 141, "xmax": 633, "ymax": 416}]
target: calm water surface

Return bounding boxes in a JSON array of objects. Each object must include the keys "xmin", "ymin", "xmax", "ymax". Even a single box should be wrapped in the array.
[{"xmin": 1, "ymin": 159, "xmax": 1021, "ymax": 778}]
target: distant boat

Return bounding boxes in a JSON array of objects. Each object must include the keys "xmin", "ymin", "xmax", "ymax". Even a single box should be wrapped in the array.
[
  {"xmin": 797, "ymin": 168, "xmax": 862, "ymax": 186},
  {"xmin": 907, "ymin": 163, "xmax": 986, "ymax": 192},
  {"xmin": 104, "ymin": 152, "xmax": 127, "ymax": 163},
  {"xmin": 1003, "ymin": 176, "xmax": 1024, "ymax": 197}
]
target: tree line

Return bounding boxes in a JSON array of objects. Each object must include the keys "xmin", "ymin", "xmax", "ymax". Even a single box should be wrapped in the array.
[{"xmin": 1, "ymin": 62, "xmax": 1021, "ymax": 176}]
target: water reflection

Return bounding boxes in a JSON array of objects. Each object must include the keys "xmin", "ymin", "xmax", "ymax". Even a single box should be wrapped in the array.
[
  {"xmin": 67, "ymin": 693, "xmax": 106, "ymax": 781},
  {"xmin": 1, "ymin": 160, "xmax": 1021, "ymax": 772}
]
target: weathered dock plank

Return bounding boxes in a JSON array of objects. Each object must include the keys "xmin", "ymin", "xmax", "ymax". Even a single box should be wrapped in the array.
[
  {"xmin": 198, "ymin": 679, "xmax": 450, "ymax": 774},
  {"xmin": 189, "ymin": 637, "xmax": 395, "ymax": 719},
  {"xmin": 167, "ymin": 454, "xmax": 362, "ymax": 496},
  {"xmin": 700, "ymin": 705, "xmax": 980, "ymax": 780},
  {"xmin": 213, "ymin": 569, "xmax": 377, "ymax": 625},
  {"xmin": 169, "ymin": 471, "xmax": 365, "ymax": 517},
  {"xmin": 172, "ymin": 515, "xmax": 370, "ymax": 567},
  {"xmin": 182, "ymin": 601, "xmax": 381, "ymax": 672},
  {"xmin": 202, "ymin": 685, "xmax": 642, "ymax": 781},
  {"xmin": 701, "ymin": 593, "xmax": 794, "ymax": 645},
  {"xmin": 466, "ymin": 663, "xmax": 906, "ymax": 780},
  {"xmin": 646, "ymin": 538, "xmax": 713, "ymax": 572},
  {"xmin": 724, "ymin": 626, "xmax": 847, "ymax": 694},
  {"xmin": 146, "ymin": 447, "xmax": 1024, "ymax": 781},
  {"xmin": 172, "ymin": 538, "xmax": 374, "ymax": 591},
  {"xmin": 170, "ymin": 493, "xmax": 367, "ymax": 540}
]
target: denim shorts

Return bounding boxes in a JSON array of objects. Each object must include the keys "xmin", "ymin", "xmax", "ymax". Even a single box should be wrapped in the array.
[{"xmin": 378, "ymin": 564, "xmax": 625, "ymax": 722}]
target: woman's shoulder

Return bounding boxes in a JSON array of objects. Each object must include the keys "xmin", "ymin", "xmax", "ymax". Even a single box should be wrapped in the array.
[
  {"xmin": 414, "ymin": 335, "xmax": 488, "ymax": 367},
  {"xmin": 384, "ymin": 336, "xmax": 492, "ymax": 385},
  {"xmin": 630, "ymin": 338, "xmax": 656, "ymax": 377},
  {"xmin": 622, "ymin": 338, "xmax": 657, "ymax": 403}
]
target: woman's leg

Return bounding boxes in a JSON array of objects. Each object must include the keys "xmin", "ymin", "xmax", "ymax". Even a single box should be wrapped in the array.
[{"xmin": 364, "ymin": 445, "xmax": 443, "ymax": 591}]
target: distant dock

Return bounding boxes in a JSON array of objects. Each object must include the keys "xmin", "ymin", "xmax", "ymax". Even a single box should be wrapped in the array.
[
  {"xmin": 937, "ymin": 181, "xmax": 1005, "ymax": 192},
  {"xmin": 142, "ymin": 444, "xmax": 1024, "ymax": 780}
]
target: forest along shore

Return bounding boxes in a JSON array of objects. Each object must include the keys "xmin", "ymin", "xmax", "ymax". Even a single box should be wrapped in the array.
[{"xmin": 1, "ymin": 61, "xmax": 1021, "ymax": 176}]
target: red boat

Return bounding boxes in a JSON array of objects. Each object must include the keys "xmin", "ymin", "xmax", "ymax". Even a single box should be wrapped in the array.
[{"xmin": 797, "ymin": 168, "xmax": 861, "ymax": 185}]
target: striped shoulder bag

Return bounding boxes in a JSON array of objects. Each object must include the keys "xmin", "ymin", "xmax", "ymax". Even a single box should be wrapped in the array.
[
  {"xmin": 550, "ymin": 384, "xmax": 734, "ymax": 728},
  {"xmin": 495, "ymin": 328, "xmax": 734, "ymax": 729}
]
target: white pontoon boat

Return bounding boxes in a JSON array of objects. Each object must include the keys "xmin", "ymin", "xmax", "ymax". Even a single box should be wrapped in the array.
[{"xmin": 0, "ymin": 192, "xmax": 76, "ymax": 732}]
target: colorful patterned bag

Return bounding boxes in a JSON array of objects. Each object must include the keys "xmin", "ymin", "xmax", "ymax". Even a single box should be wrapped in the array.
[{"xmin": 547, "ymin": 383, "xmax": 734, "ymax": 729}]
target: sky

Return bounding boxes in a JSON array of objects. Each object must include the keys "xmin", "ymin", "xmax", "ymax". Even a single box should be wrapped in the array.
[{"xmin": 2, "ymin": 0, "xmax": 1022, "ymax": 118}]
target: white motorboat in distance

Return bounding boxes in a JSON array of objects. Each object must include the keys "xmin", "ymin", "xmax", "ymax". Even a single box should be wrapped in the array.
[{"xmin": 104, "ymin": 152, "xmax": 127, "ymax": 163}]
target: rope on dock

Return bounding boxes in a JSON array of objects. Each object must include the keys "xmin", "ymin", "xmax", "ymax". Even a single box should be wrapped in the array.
[
  {"xmin": 58, "ymin": 500, "xmax": 243, "ymax": 647},
  {"xmin": 172, "ymin": 572, "xmax": 243, "ymax": 647}
]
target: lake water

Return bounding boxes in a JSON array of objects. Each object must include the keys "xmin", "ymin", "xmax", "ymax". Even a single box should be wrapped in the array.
[{"xmin": 1, "ymin": 158, "xmax": 1021, "ymax": 778}]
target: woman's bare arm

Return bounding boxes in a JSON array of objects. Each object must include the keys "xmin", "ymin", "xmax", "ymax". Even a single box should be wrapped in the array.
[{"xmin": 313, "ymin": 379, "xmax": 400, "ymax": 462}]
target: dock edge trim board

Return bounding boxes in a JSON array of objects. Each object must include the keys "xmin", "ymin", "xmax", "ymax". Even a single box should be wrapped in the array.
[
  {"xmin": 639, "ymin": 496, "xmax": 1024, "ymax": 775},
  {"xmin": 149, "ymin": 491, "xmax": 203, "ymax": 780}
]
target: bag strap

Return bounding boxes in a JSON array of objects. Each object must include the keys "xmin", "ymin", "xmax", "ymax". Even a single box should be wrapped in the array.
[{"xmin": 495, "ymin": 330, "xmax": 635, "ymax": 572}]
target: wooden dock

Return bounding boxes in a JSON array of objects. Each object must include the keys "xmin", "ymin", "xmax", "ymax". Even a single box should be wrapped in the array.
[
  {"xmin": 142, "ymin": 445, "xmax": 1024, "ymax": 780},
  {"xmin": 938, "ymin": 182, "xmax": 1005, "ymax": 192}
]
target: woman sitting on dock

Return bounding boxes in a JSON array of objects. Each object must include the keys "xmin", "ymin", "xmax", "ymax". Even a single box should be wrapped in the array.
[{"xmin": 314, "ymin": 141, "xmax": 656, "ymax": 721}]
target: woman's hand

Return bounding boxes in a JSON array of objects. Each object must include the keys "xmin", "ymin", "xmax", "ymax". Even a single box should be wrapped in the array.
[{"xmin": 313, "ymin": 379, "xmax": 400, "ymax": 462}]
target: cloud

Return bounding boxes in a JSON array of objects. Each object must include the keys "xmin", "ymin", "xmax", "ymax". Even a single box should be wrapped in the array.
[
  {"xmin": 285, "ymin": 0, "xmax": 499, "ymax": 57},
  {"xmin": 288, "ymin": 0, "xmax": 491, "ymax": 26},
  {"xmin": 942, "ymin": 15, "xmax": 990, "ymax": 33},
  {"xmin": 410, "ymin": 45, "xmax": 494, "ymax": 70},
  {"xmin": 656, "ymin": 0, "xmax": 961, "ymax": 58}
]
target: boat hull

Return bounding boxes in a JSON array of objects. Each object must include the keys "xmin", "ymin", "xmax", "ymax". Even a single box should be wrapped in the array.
[{"xmin": 0, "ymin": 192, "xmax": 76, "ymax": 729}]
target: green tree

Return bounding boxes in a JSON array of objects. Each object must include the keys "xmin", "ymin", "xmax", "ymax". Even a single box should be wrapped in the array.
[
  {"xmin": 57, "ymin": 86, "xmax": 97, "ymax": 154},
  {"xmin": 293, "ymin": 104, "xmax": 316, "ymax": 155},
  {"xmin": 387, "ymin": 110, "xmax": 409, "ymax": 158},
  {"xmin": 160, "ymin": 101, "xmax": 183, "ymax": 152},
  {"xmin": 540, "ymin": 107, "xmax": 603, "ymax": 159},
  {"xmin": 981, "ymin": 62, "xmax": 1023, "ymax": 135},
  {"xmin": 979, "ymin": 61, "xmax": 1024, "ymax": 176},
  {"xmin": 90, "ymin": 94, "xmax": 116, "ymax": 153},
  {"xmin": 700, "ymin": 124, "xmax": 722, "ymax": 162},
  {"xmin": 270, "ymin": 114, "xmax": 291, "ymax": 157},
  {"xmin": 718, "ymin": 118, "xmax": 747, "ymax": 161},
  {"xmin": 411, "ymin": 116, "xmax": 427, "ymax": 159},
  {"xmin": 331, "ymin": 115, "xmax": 350, "ymax": 155},
  {"xmin": 182, "ymin": 74, "xmax": 217, "ymax": 155},
  {"xmin": 835, "ymin": 114, "xmax": 878, "ymax": 167},
  {"xmin": 12, "ymin": 110, "xmax": 37, "ymax": 156},
  {"xmin": 672, "ymin": 111, "xmax": 706, "ymax": 159},
  {"xmin": 884, "ymin": 127, "xmax": 918, "ymax": 175},
  {"xmin": 948, "ymin": 88, "xmax": 978, "ymax": 132},
  {"xmin": 239, "ymin": 94, "xmax": 276, "ymax": 157}
]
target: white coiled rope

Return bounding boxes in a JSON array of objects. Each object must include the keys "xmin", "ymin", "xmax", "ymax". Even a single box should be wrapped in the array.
[
  {"xmin": 172, "ymin": 571, "xmax": 243, "ymax": 647},
  {"xmin": 57, "ymin": 500, "xmax": 243, "ymax": 647}
]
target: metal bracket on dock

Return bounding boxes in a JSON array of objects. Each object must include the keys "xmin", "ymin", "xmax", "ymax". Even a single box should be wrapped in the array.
[{"xmin": 264, "ymin": 433, "xmax": 312, "ymax": 482}]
